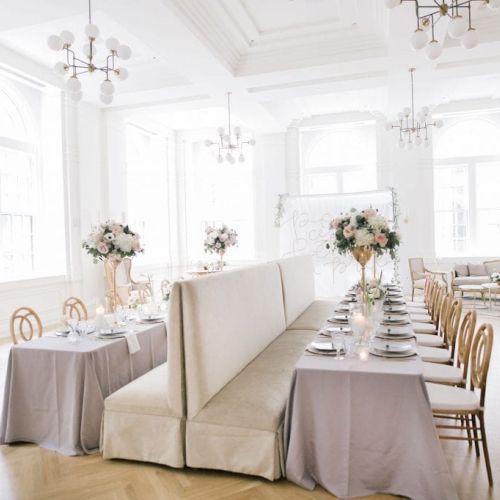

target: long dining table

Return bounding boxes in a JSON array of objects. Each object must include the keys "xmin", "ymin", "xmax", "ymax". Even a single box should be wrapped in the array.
[
  {"xmin": 0, "ymin": 321, "xmax": 167, "ymax": 455},
  {"xmin": 284, "ymin": 288, "xmax": 458, "ymax": 500}
]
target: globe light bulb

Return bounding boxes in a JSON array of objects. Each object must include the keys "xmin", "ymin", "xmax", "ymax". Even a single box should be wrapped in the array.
[
  {"xmin": 234, "ymin": 126, "xmax": 241, "ymax": 136},
  {"xmin": 100, "ymin": 80, "xmax": 115, "ymax": 95},
  {"xmin": 100, "ymin": 93, "xmax": 113, "ymax": 105},
  {"xmin": 421, "ymin": 106, "xmax": 430, "ymax": 116},
  {"xmin": 425, "ymin": 40, "xmax": 442, "ymax": 60},
  {"xmin": 204, "ymin": 139, "xmax": 213, "ymax": 147},
  {"xmin": 53, "ymin": 61, "xmax": 68, "ymax": 75},
  {"xmin": 397, "ymin": 112, "xmax": 404, "ymax": 121},
  {"xmin": 448, "ymin": 15, "xmax": 468, "ymax": 39},
  {"xmin": 238, "ymin": 153, "xmax": 245, "ymax": 162},
  {"xmin": 229, "ymin": 155, "xmax": 236, "ymax": 165},
  {"xmin": 248, "ymin": 138, "xmax": 256, "ymax": 146},
  {"xmin": 435, "ymin": 119, "xmax": 444, "ymax": 128},
  {"xmin": 417, "ymin": 112, "xmax": 424, "ymax": 123},
  {"xmin": 60, "ymin": 30, "xmax": 75, "ymax": 46},
  {"xmin": 47, "ymin": 34, "xmax": 63, "ymax": 51},
  {"xmin": 83, "ymin": 43, "xmax": 97, "ymax": 58},
  {"xmin": 70, "ymin": 91, "xmax": 83, "ymax": 102},
  {"xmin": 461, "ymin": 28, "xmax": 479, "ymax": 49},
  {"xmin": 415, "ymin": 136, "xmax": 423, "ymax": 146},
  {"xmin": 384, "ymin": 0, "xmax": 401, "ymax": 7},
  {"xmin": 116, "ymin": 45, "xmax": 132, "ymax": 60},
  {"xmin": 116, "ymin": 68, "xmax": 128, "ymax": 81},
  {"xmin": 403, "ymin": 106, "xmax": 411, "ymax": 116},
  {"xmin": 66, "ymin": 76, "xmax": 81, "ymax": 93},
  {"xmin": 106, "ymin": 37, "xmax": 120, "ymax": 51},
  {"xmin": 84, "ymin": 23, "xmax": 100, "ymax": 39},
  {"xmin": 216, "ymin": 154, "xmax": 224, "ymax": 164},
  {"xmin": 411, "ymin": 29, "xmax": 428, "ymax": 50},
  {"xmin": 225, "ymin": 152, "xmax": 233, "ymax": 162},
  {"xmin": 217, "ymin": 127, "xmax": 224, "ymax": 135}
]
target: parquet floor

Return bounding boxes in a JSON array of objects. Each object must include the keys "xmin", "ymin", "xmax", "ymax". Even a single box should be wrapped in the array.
[{"xmin": 0, "ymin": 304, "xmax": 499, "ymax": 500}]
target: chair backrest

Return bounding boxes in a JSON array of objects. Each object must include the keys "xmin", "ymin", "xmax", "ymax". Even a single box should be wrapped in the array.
[
  {"xmin": 470, "ymin": 323, "xmax": 494, "ymax": 406},
  {"xmin": 181, "ymin": 262, "xmax": 286, "ymax": 419},
  {"xmin": 445, "ymin": 298, "xmax": 462, "ymax": 351},
  {"xmin": 62, "ymin": 297, "xmax": 88, "ymax": 321},
  {"xmin": 409, "ymin": 258, "xmax": 425, "ymax": 281},
  {"xmin": 423, "ymin": 276, "xmax": 433, "ymax": 304},
  {"xmin": 10, "ymin": 307, "xmax": 43, "ymax": 344},
  {"xmin": 456, "ymin": 310, "xmax": 477, "ymax": 378},
  {"xmin": 432, "ymin": 285, "xmax": 447, "ymax": 326}
]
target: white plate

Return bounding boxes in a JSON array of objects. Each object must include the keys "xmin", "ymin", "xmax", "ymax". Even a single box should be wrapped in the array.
[
  {"xmin": 376, "ymin": 334, "xmax": 414, "ymax": 341},
  {"xmin": 369, "ymin": 347, "xmax": 416, "ymax": 358},
  {"xmin": 95, "ymin": 333, "xmax": 125, "ymax": 340},
  {"xmin": 374, "ymin": 342, "xmax": 413, "ymax": 353},
  {"xmin": 139, "ymin": 314, "xmax": 165, "ymax": 321},
  {"xmin": 99, "ymin": 328, "xmax": 128, "ymax": 335},
  {"xmin": 326, "ymin": 326, "xmax": 352, "ymax": 334},
  {"xmin": 383, "ymin": 305, "xmax": 406, "ymax": 312},
  {"xmin": 311, "ymin": 341, "xmax": 336, "ymax": 351}
]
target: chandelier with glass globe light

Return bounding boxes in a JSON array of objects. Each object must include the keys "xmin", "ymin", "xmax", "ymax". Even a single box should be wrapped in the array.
[
  {"xmin": 47, "ymin": 0, "xmax": 131, "ymax": 105},
  {"xmin": 385, "ymin": 68, "xmax": 443, "ymax": 150},
  {"xmin": 384, "ymin": 0, "xmax": 500, "ymax": 60},
  {"xmin": 205, "ymin": 92, "xmax": 256, "ymax": 164}
]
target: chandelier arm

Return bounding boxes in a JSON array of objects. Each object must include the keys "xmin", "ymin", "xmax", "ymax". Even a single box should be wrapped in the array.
[
  {"xmin": 88, "ymin": 0, "xmax": 92, "ymax": 25},
  {"xmin": 75, "ymin": 69, "xmax": 91, "ymax": 76}
]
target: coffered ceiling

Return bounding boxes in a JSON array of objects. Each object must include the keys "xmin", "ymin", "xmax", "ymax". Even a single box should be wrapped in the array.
[{"xmin": 0, "ymin": 0, "xmax": 499, "ymax": 131}]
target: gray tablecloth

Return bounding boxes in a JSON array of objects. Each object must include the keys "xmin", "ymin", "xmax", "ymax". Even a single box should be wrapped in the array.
[
  {"xmin": 284, "ymin": 354, "xmax": 458, "ymax": 500},
  {"xmin": 0, "ymin": 323, "xmax": 167, "ymax": 455}
]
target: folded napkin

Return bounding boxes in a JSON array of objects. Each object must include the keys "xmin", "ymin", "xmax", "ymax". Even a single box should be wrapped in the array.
[{"xmin": 125, "ymin": 331, "xmax": 141, "ymax": 354}]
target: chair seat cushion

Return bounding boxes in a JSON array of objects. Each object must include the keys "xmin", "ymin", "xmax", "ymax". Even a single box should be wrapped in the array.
[
  {"xmin": 412, "ymin": 323, "xmax": 438, "ymax": 334},
  {"xmin": 416, "ymin": 334, "xmax": 445, "ymax": 347},
  {"xmin": 426, "ymin": 382, "xmax": 479, "ymax": 412},
  {"xmin": 406, "ymin": 300, "xmax": 426, "ymax": 307},
  {"xmin": 287, "ymin": 299, "xmax": 335, "ymax": 331},
  {"xmin": 410, "ymin": 313, "xmax": 432, "ymax": 323},
  {"xmin": 105, "ymin": 363, "xmax": 172, "ymax": 416},
  {"xmin": 413, "ymin": 279, "xmax": 426, "ymax": 290},
  {"xmin": 418, "ymin": 346, "xmax": 451, "ymax": 364},
  {"xmin": 453, "ymin": 276, "xmax": 489, "ymax": 287},
  {"xmin": 423, "ymin": 363, "xmax": 463, "ymax": 384}
]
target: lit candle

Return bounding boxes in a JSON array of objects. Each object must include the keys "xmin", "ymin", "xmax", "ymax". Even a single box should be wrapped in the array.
[{"xmin": 95, "ymin": 305, "xmax": 105, "ymax": 330}]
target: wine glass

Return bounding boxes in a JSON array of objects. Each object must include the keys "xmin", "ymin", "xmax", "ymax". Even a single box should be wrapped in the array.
[{"xmin": 331, "ymin": 331, "xmax": 345, "ymax": 360}]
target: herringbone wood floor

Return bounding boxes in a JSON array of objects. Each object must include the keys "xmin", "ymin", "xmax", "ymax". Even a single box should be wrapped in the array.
[{"xmin": 0, "ymin": 303, "xmax": 499, "ymax": 500}]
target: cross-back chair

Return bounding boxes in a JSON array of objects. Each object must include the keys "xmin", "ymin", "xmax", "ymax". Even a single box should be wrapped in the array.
[{"xmin": 10, "ymin": 307, "xmax": 43, "ymax": 344}]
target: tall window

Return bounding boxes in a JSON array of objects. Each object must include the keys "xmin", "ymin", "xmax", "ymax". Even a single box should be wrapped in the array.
[
  {"xmin": 434, "ymin": 117, "xmax": 500, "ymax": 256},
  {"xmin": 301, "ymin": 123, "xmax": 377, "ymax": 194},
  {"xmin": 126, "ymin": 124, "xmax": 170, "ymax": 266},
  {"xmin": 0, "ymin": 86, "xmax": 36, "ymax": 280},
  {"xmin": 184, "ymin": 141, "xmax": 255, "ymax": 262}
]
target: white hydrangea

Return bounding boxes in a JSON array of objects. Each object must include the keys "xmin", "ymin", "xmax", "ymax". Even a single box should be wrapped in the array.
[
  {"xmin": 354, "ymin": 228, "xmax": 374, "ymax": 247},
  {"xmin": 114, "ymin": 233, "xmax": 134, "ymax": 253}
]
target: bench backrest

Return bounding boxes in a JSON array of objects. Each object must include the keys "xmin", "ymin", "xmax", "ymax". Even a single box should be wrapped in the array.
[
  {"xmin": 277, "ymin": 255, "xmax": 315, "ymax": 327},
  {"xmin": 181, "ymin": 262, "xmax": 286, "ymax": 419}
]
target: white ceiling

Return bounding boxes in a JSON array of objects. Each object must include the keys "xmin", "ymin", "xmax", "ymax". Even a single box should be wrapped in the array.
[{"xmin": 0, "ymin": 0, "xmax": 499, "ymax": 131}]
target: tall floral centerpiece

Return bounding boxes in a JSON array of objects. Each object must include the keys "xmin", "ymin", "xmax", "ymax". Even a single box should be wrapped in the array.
[
  {"xmin": 328, "ymin": 208, "xmax": 400, "ymax": 300},
  {"xmin": 82, "ymin": 221, "xmax": 143, "ymax": 312},
  {"xmin": 204, "ymin": 224, "xmax": 238, "ymax": 270}
]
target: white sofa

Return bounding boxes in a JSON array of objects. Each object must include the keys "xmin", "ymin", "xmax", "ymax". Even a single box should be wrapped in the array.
[
  {"xmin": 101, "ymin": 255, "xmax": 334, "ymax": 480},
  {"xmin": 101, "ymin": 281, "xmax": 185, "ymax": 468},
  {"xmin": 451, "ymin": 259, "xmax": 500, "ymax": 294}
]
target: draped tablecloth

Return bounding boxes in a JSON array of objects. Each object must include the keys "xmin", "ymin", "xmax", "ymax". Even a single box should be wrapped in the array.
[
  {"xmin": 284, "ymin": 354, "xmax": 458, "ymax": 500},
  {"xmin": 0, "ymin": 322, "xmax": 167, "ymax": 455}
]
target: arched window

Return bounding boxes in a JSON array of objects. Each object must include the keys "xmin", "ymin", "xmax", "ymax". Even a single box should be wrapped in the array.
[
  {"xmin": 433, "ymin": 117, "xmax": 500, "ymax": 256},
  {"xmin": 0, "ymin": 83, "xmax": 37, "ymax": 279},
  {"xmin": 301, "ymin": 123, "xmax": 377, "ymax": 194}
]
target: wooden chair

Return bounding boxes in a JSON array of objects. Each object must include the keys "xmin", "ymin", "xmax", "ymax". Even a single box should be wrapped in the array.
[
  {"xmin": 161, "ymin": 279, "xmax": 171, "ymax": 300},
  {"xmin": 123, "ymin": 258, "xmax": 152, "ymax": 304},
  {"xmin": 408, "ymin": 258, "xmax": 448, "ymax": 301},
  {"xmin": 62, "ymin": 297, "xmax": 88, "ymax": 321},
  {"xmin": 423, "ymin": 310, "xmax": 477, "ymax": 386},
  {"xmin": 10, "ymin": 307, "xmax": 43, "ymax": 344},
  {"xmin": 427, "ymin": 323, "xmax": 494, "ymax": 486}
]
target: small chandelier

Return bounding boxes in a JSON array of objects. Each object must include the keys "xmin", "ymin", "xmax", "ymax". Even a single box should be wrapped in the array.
[
  {"xmin": 47, "ymin": 0, "xmax": 131, "ymax": 105},
  {"xmin": 385, "ymin": 68, "xmax": 443, "ymax": 150},
  {"xmin": 384, "ymin": 0, "xmax": 500, "ymax": 60},
  {"xmin": 205, "ymin": 92, "xmax": 256, "ymax": 164}
]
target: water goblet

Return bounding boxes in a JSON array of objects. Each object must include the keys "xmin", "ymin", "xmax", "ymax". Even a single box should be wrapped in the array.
[{"xmin": 331, "ymin": 331, "xmax": 345, "ymax": 360}]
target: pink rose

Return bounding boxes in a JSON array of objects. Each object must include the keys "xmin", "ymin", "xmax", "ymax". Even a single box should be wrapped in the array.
[
  {"xmin": 331, "ymin": 217, "xmax": 343, "ymax": 229},
  {"xmin": 111, "ymin": 224, "xmax": 123, "ymax": 235},
  {"xmin": 97, "ymin": 242, "xmax": 109, "ymax": 254},
  {"xmin": 132, "ymin": 240, "xmax": 142, "ymax": 252},
  {"xmin": 375, "ymin": 233, "xmax": 388, "ymax": 247},
  {"xmin": 343, "ymin": 226, "xmax": 354, "ymax": 238},
  {"xmin": 364, "ymin": 208, "xmax": 377, "ymax": 217}
]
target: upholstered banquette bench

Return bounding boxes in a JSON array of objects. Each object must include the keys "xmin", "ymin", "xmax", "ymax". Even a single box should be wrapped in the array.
[{"xmin": 101, "ymin": 255, "xmax": 334, "ymax": 480}]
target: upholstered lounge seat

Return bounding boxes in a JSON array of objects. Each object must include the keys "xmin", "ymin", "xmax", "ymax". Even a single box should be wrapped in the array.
[
  {"xmin": 287, "ymin": 299, "xmax": 335, "ymax": 331},
  {"xmin": 186, "ymin": 329, "xmax": 315, "ymax": 480}
]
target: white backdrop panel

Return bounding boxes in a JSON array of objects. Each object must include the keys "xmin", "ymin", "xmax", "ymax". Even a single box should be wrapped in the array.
[{"xmin": 278, "ymin": 190, "xmax": 395, "ymax": 297}]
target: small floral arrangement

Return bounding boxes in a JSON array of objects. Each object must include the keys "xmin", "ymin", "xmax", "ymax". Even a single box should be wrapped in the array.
[
  {"xmin": 82, "ymin": 220, "xmax": 143, "ymax": 263},
  {"xmin": 128, "ymin": 290, "xmax": 141, "ymax": 309},
  {"xmin": 204, "ymin": 224, "xmax": 238, "ymax": 256},
  {"xmin": 491, "ymin": 272, "xmax": 500, "ymax": 284},
  {"xmin": 328, "ymin": 208, "xmax": 401, "ymax": 259},
  {"xmin": 366, "ymin": 277, "xmax": 387, "ymax": 300}
]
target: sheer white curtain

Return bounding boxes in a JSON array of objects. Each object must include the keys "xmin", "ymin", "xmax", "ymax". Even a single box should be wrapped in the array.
[{"xmin": 278, "ymin": 190, "xmax": 395, "ymax": 296}]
